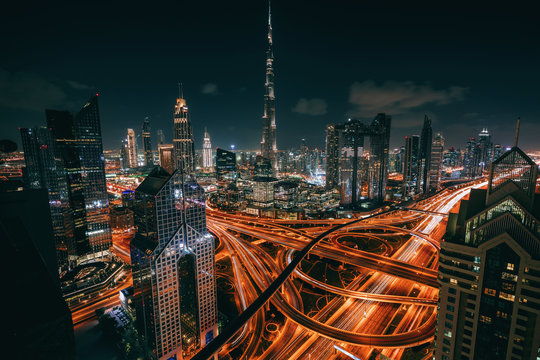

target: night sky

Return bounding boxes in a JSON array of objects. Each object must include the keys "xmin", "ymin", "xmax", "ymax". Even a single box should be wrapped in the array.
[{"xmin": 1, "ymin": 1, "xmax": 539, "ymax": 152}]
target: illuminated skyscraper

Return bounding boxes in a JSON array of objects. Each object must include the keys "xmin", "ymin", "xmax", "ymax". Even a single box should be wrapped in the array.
[
  {"xmin": 418, "ymin": 115, "xmax": 433, "ymax": 194},
  {"xmin": 324, "ymin": 114, "xmax": 391, "ymax": 204},
  {"xmin": 127, "ymin": 128, "xmax": 138, "ymax": 168},
  {"xmin": 34, "ymin": 95, "xmax": 112, "ymax": 265},
  {"xmin": 130, "ymin": 167, "xmax": 218, "ymax": 359},
  {"xmin": 173, "ymin": 86, "xmax": 195, "ymax": 175},
  {"xmin": 215, "ymin": 147, "xmax": 236, "ymax": 180},
  {"xmin": 437, "ymin": 133, "xmax": 540, "ymax": 359},
  {"xmin": 429, "ymin": 132, "xmax": 444, "ymax": 192},
  {"xmin": 260, "ymin": 1, "xmax": 278, "ymax": 170},
  {"xmin": 158, "ymin": 143, "xmax": 175, "ymax": 175},
  {"xmin": 20, "ymin": 126, "xmax": 74, "ymax": 266},
  {"xmin": 402, "ymin": 135, "xmax": 420, "ymax": 199},
  {"xmin": 202, "ymin": 127, "xmax": 212, "ymax": 170},
  {"xmin": 142, "ymin": 117, "xmax": 153, "ymax": 167}
]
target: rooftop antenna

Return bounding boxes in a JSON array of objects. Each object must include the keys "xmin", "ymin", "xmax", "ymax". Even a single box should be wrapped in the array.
[
  {"xmin": 178, "ymin": 82, "xmax": 184, "ymax": 99},
  {"xmin": 514, "ymin": 117, "xmax": 521, "ymax": 147}
]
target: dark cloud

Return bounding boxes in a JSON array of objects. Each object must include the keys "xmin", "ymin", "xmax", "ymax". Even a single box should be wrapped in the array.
[
  {"xmin": 0, "ymin": 67, "xmax": 67, "ymax": 111},
  {"xmin": 201, "ymin": 83, "xmax": 218, "ymax": 95},
  {"xmin": 292, "ymin": 98, "xmax": 328, "ymax": 116},
  {"xmin": 348, "ymin": 81, "xmax": 467, "ymax": 118},
  {"xmin": 66, "ymin": 80, "xmax": 94, "ymax": 90}
]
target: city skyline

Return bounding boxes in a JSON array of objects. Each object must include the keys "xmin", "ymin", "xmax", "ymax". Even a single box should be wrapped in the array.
[
  {"xmin": 1, "ymin": 1, "xmax": 539, "ymax": 152},
  {"xmin": 3, "ymin": 2, "xmax": 540, "ymax": 360}
]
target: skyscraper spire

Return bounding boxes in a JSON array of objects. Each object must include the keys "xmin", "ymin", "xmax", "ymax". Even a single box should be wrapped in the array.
[{"xmin": 260, "ymin": 0, "xmax": 278, "ymax": 171}]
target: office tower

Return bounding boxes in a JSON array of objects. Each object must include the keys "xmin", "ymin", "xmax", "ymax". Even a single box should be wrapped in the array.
[
  {"xmin": 429, "ymin": 132, "xmax": 444, "ymax": 192},
  {"xmin": 324, "ymin": 114, "xmax": 391, "ymax": 205},
  {"xmin": 216, "ymin": 147, "xmax": 237, "ymax": 180},
  {"xmin": 158, "ymin": 143, "xmax": 175, "ymax": 175},
  {"xmin": 43, "ymin": 95, "xmax": 111, "ymax": 264},
  {"xmin": 402, "ymin": 135, "xmax": 420, "ymax": 199},
  {"xmin": 20, "ymin": 127, "xmax": 73, "ymax": 265},
  {"xmin": 463, "ymin": 137, "xmax": 477, "ymax": 178},
  {"xmin": 157, "ymin": 129, "xmax": 165, "ymax": 145},
  {"xmin": 418, "ymin": 115, "xmax": 433, "ymax": 194},
  {"xmin": 2, "ymin": 188, "xmax": 75, "ymax": 359},
  {"xmin": 252, "ymin": 176, "xmax": 278, "ymax": 207},
  {"xmin": 260, "ymin": 1, "xmax": 278, "ymax": 171},
  {"xmin": 202, "ymin": 127, "xmax": 212, "ymax": 170},
  {"xmin": 444, "ymin": 146, "xmax": 460, "ymax": 168},
  {"xmin": 173, "ymin": 87, "xmax": 195, "ymax": 174},
  {"xmin": 127, "ymin": 128, "xmax": 138, "ymax": 168},
  {"xmin": 477, "ymin": 128, "xmax": 493, "ymax": 174},
  {"xmin": 120, "ymin": 138, "xmax": 129, "ymax": 170},
  {"xmin": 325, "ymin": 124, "xmax": 340, "ymax": 190},
  {"xmin": 142, "ymin": 117, "xmax": 153, "ymax": 167},
  {"xmin": 71, "ymin": 95, "xmax": 112, "ymax": 258},
  {"xmin": 437, "ymin": 139, "xmax": 540, "ymax": 359},
  {"xmin": 130, "ymin": 167, "xmax": 218, "ymax": 359}
]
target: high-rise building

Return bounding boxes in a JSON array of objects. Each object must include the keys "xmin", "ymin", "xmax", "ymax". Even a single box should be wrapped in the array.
[
  {"xmin": 429, "ymin": 132, "xmax": 444, "ymax": 192},
  {"xmin": 402, "ymin": 135, "xmax": 420, "ymax": 199},
  {"xmin": 260, "ymin": 1, "xmax": 278, "ymax": 170},
  {"xmin": 130, "ymin": 167, "xmax": 218, "ymax": 360},
  {"xmin": 477, "ymin": 128, "xmax": 493, "ymax": 174},
  {"xmin": 493, "ymin": 144, "xmax": 503, "ymax": 160},
  {"xmin": 158, "ymin": 143, "xmax": 175, "ymax": 175},
  {"xmin": 157, "ymin": 129, "xmax": 165, "ymax": 145},
  {"xmin": 20, "ymin": 127, "xmax": 74, "ymax": 265},
  {"xmin": 325, "ymin": 124, "xmax": 340, "ymax": 190},
  {"xmin": 120, "ymin": 137, "xmax": 129, "ymax": 170},
  {"xmin": 437, "ymin": 141, "xmax": 540, "ymax": 360},
  {"xmin": 324, "ymin": 114, "xmax": 391, "ymax": 204},
  {"xmin": 173, "ymin": 87, "xmax": 195, "ymax": 175},
  {"xmin": 202, "ymin": 127, "xmax": 212, "ymax": 171},
  {"xmin": 142, "ymin": 117, "xmax": 153, "ymax": 167},
  {"xmin": 464, "ymin": 137, "xmax": 478, "ymax": 178},
  {"xmin": 127, "ymin": 128, "xmax": 138, "ymax": 168},
  {"xmin": 216, "ymin": 147, "xmax": 237, "ymax": 180},
  {"xmin": 34, "ymin": 95, "xmax": 112, "ymax": 265},
  {"xmin": 418, "ymin": 115, "xmax": 433, "ymax": 194},
  {"xmin": 72, "ymin": 95, "xmax": 112, "ymax": 258}
]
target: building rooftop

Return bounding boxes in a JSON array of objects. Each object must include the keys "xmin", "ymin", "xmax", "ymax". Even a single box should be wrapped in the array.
[{"xmin": 135, "ymin": 166, "xmax": 171, "ymax": 196}]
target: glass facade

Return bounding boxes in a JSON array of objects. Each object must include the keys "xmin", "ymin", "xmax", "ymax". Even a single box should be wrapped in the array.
[
  {"xmin": 475, "ymin": 243, "xmax": 520, "ymax": 359},
  {"xmin": 324, "ymin": 114, "xmax": 391, "ymax": 204},
  {"xmin": 131, "ymin": 168, "xmax": 217, "ymax": 359},
  {"xmin": 489, "ymin": 147, "xmax": 537, "ymax": 199},
  {"xmin": 173, "ymin": 97, "xmax": 195, "ymax": 175}
]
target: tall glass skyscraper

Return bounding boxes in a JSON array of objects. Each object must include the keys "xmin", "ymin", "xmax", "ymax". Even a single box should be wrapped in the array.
[
  {"xmin": 22, "ymin": 95, "xmax": 111, "ymax": 266},
  {"xmin": 127, "ymin": 128, "xmax": 138, "ymax": 168},
  {"xmin": 173, "ymin": 90, "xmax": 195, "ymax": 175},
  {"xmin": 325, "ymin": 114, "xmax": 391, "ymax": 204},
  {"xmin": 20, "ymin": 126, "xmax": 74, "ymax": 266},
  {"xmin": 260, "ymin": 1, "xmax": 278, "ymax": 170},
  {"xmin": 142, "ymin": 117, "xmax": 153, "ymax": 167},
  {"xmin": 130, "ymin": 167, "xmax": 218, "ymax": 359},
  {"xmin": 202, "ymin": 127, "xmax": 212, "ymax": 171},
  {"xmin": 74, "ymin": 95, "xmax": 111, "ymax": 257}
]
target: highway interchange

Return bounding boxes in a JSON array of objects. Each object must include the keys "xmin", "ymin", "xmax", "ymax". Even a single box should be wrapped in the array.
[{"xmin": 71, "ymin": 179, "xmax": 484, "ymax": 359}]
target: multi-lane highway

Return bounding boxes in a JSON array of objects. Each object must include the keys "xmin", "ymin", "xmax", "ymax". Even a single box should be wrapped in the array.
[{"xmin": 195, "ymin": 180, "xmax": 485, "ymax": 360}]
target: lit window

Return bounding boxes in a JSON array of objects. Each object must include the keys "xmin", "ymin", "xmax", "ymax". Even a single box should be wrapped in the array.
[
  {"xmin": 484, "ymin": 288, "xmax": 496, "ymax": 296},
  {"xmin": 507, "ymin": 263, "xmax": 515, "ymax": 271}
]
